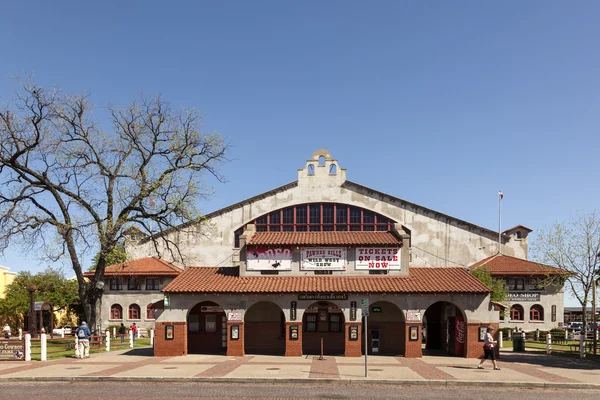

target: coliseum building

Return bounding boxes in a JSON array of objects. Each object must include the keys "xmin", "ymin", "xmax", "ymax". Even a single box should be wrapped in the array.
[{"xmin": 97, "ymin": 149, "xmax": 564, "ymax": 358}]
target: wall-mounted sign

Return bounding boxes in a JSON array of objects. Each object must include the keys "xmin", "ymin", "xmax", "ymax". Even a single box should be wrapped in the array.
[
  {"xmin": 165, "ymin": 325, "xmax": 174, "ymax": 341},
  {"xmin": 301, "ymin": 248, "xmax": 347, "ymax": 270},
  {"xmin": 289, "ymin": 325, "xmax": 299, "ymax": 340},
  {"xmin": 350, "ymin": 301, "xmax": 357, "ymax": 321},
  {"xmin": 230, "ymin": 325, "xmax": 239, "ymax": 340},
  {"xmin": 328, "ymin": 306, "xmax": 342, "ymax": 313},
  {"xmin": 247, "ymin": 247, "xmax": 293, "ymax": 271},
  {"xmin": 371, "ymin": 307, "xmax": 382, "ymax": 313},
  {"xmin": 298, "ymin": 293, "xmax": 348, "ymax": 301},
  {"xmin": 505, "ymin": 292, "xmax": 541, "ymax": 302},
  {"xmin": 290, "ymin": 301, "xmax": 297, "ymax": 321},
  {"xmin": 409, "ymin": 326, "xmax": 419, "ymax": 341},
  {"xmin": 406, "ymin": 312, "xmax": 421, "ymax": 322},
  {"xmin": 349, "ymin": 326, "xmax": 359, "ymax": 341},
  {"xmin": 0, "ymin": 340, "xmax": 25, "ymax": 361},
  {"xmin": 227, "ymin": 312, "xmax": 242, "ymax": 322},
  {"xmin": 201, "ymin": 306, "xmax": 223, "ymax": 313},
  {"xmin": 356, "ymin": 248, "xmax": 401, "ymax": 270}
]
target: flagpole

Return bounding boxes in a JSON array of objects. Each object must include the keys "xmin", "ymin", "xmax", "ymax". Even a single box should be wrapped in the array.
[{"xmin": 498, "ymin": 190, "xmax": 502, "ymax": 255}]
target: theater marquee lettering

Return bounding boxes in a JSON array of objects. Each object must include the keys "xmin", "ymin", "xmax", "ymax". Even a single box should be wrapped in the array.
[
  {"xmin": 355, "ymin": 247, "xmax": 401, "ymax": 270},
  {"xmin": 505, "ymin": 292, "xmax": 541, "ymax": 302},
  {"xmin": 301, "ymin": 248, "xmax": 347, "ymax": 270}
]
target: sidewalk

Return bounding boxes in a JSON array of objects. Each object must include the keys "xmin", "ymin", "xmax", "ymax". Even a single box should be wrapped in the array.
[{"xmin": 0, "ymin": 348, "xmax": 599, "ymax": 389}]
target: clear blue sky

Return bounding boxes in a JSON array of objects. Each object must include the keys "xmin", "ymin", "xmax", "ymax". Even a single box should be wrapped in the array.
[{"xmin": 1, "ymin": 2, "xmax": 598, "ymax": 306}]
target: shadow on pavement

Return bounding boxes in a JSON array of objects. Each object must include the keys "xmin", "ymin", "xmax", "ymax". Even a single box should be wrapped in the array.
[
  {"xmin": 120, "ymin": 347, "xmax": 154, "ymax": 357},
  {"xmin": 500, "ymin": 351, "xmax": 599, "ymax": 370}
]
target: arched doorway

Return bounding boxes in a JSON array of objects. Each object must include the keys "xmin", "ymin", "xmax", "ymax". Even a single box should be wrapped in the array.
[
  {"xmin": 363, "ymin": 301, "xmax": 405, "ymax": 355},
  {"xmin": 187, "ymin": 301, "xmax": 227, "ymax": 354},
  {"xmin": 244, "ymin": 301, "xmax": 285, "ymax": 355},
  {"xmin": 423, "ymin": 301, "xmax": 466, "ymax": 357},
  {"xmin": 302, "ymin": 301, "xmax": 345, "ymax": 355}
]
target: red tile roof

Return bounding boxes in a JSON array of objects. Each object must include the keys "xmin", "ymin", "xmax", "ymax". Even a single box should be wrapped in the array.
[
  {"xmin": 84, "ymin": 257, "xmax": 182, "ymax": 277},
  {"xmin": 470, "ymin": 254, "xmax": 565, "ymax": 276},
  {"xmin": 246, "ymin": 231, "xmax": 402, "ymax": 246},
  {"xmin": 163, "ymin": 266, "xmax": 490, "ymax": 294}
]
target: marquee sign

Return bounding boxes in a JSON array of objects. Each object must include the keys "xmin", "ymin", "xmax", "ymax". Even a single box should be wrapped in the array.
[
  {"xmin": 355, "ymin": 247, "xmax": 401, "ymax": 270},
  {"xmin": 301, "ymin": 248, "xmax": 347, "ymax": 270},
  {"xmin": 247, "ymin": 247, "xmax": 293, "ymax": 271},
  {"xmin": 505, "ymin": 292, "xmax": 541, "ymax": 302}
]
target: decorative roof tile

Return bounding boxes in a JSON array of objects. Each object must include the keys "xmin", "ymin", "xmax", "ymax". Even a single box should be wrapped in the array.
[
  {"xmin": 162, "ymin": 266, "xmax": 490, "ymax": 294},
  {"xmin": 84, "ymin": 257, "xmax": 182, "ymax": 277},
  {"xmin": 246, "ymin": 231, "xmax": 402, "ymax": 246},
  {"xmin": 470, "ymin": 254, "xmax": 565, "ymax": 276}
]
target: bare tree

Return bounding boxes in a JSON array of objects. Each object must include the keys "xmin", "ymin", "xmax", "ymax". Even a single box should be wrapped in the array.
[
  {"xmin": 0, "ymin": 79, "xmax": 229, "ymax": 331},
  {"xmin": 533, "ymin": 211, "xmax": 600, "ymax": 330}
]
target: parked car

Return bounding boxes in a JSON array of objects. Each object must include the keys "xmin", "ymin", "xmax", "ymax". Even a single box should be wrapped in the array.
[{"xmin": 52, "ymin": 326, "xmax": 73, "ymax": 336}]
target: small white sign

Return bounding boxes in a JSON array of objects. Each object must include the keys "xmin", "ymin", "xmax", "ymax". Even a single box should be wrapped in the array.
[
  {"xmin": 227, "ymin": 312, "xmax": 242, "ymax": 322},
  {"xmin": 247, "ymin": 247, "xmax": 293, "ymax": 271},
  {"xmin": 406, "ymin": 312, "xmax": 421, "ymax": 322},
  {"xmin": 301, "ymin": 247, "xmax": 347, "ymax": 270}
]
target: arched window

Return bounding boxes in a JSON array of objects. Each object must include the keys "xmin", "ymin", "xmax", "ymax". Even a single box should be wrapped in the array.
[
  {"xmin": 530, "ymin": 304, "xmax": 544, "ymax": 321},
  {"xmin": 128, "ymin": 304, "xmax": 141, "ymax": 320},
  {"xmin": 510, "ymin": 304, "xmax": 524, "ymax": 321},
  {"xmin": 318, "ymin": 156, "xmax": 326, "ymax": 166},
  {"xmin": 329, "ymin": 164, "xmax": 337, "ymax": 175},
  {"xmin": 146, "ymin": 304, "xmax": 156, "ymax": 320},
  {"xmin": 308, "ymin": 164, "xmax": 315, "ymax": 175},
  {"xmin": 110, "ymin": 304, "xmax": 122, "ymax": 320},
  {"xmin": 234, "ymin": 203, "xmax": 397, "ymax": 247}
]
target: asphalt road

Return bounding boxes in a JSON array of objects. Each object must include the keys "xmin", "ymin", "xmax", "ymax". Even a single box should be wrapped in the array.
[{"xmin": 0, "ymin": 382, "xmax": 599, "ymax": 399}]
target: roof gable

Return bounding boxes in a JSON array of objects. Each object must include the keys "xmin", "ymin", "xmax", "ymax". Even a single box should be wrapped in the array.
[
  {"xmin": 84, "ymin": 256, "xmax": 183, "ymax": 277},
  {"xmin": 470, "ymin": 254, "xmax": 564, "ymax": 276}
]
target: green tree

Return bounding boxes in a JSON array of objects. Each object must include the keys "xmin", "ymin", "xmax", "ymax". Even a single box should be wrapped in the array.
[
  {"xmin": 0, "ymin": 268, "xmax": 79, "ymax": 329},
  {"xmin": 470, "ymin": 265, "xmax": 508, "ymax": 303},
  {"xmin": 89, "ymin": 243, "xmax": 128, "ymax": 271},
  {"xmin": 533, "ymin": 211, "xmax": 600, "ymax": 330},
  {"xmin": 0, "ymin": 79, "xmax": 229, "ymax": 331}
]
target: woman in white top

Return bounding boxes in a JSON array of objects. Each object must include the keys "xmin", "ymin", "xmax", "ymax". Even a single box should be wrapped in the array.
[{"xmin": 478, "ymin": 326, "xmax": 500, "ymax": 370}]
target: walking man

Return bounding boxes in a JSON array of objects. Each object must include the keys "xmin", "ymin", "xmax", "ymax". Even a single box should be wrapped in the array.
[{"xmin": 75, "ymin": 321, "xmax": 91, "ymax": 358}]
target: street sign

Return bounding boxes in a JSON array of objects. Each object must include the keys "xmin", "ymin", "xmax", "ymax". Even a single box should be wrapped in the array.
[{"xmin": 361, "ymin": 298, "xmax": 369, "ymax": 316}]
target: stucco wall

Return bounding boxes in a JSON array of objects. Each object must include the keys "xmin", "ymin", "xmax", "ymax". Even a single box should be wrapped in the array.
[{"xmin": 125, "ymin": 150, "xmax": 528, "ymax": 270}]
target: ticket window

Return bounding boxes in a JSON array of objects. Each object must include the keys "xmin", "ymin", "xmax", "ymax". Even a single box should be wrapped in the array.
[{"xmin": 371, "ymin": 329, "xmax": 380, "ymax": 354}]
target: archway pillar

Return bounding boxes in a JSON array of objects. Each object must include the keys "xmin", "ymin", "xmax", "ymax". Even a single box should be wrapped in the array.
[
  {"xmin": 466, "ymin": 322, "xmax": 499, "ymax": 358},
  {"xmin": 344, "ymin": 322, "xmax": 362, "ymax": 357},
  {"xmin": 154, "ymin": 321, "xmax": 187, "ymax": 357},
  {"xmin": 226, "ymin": 321, "xmax": 245, "ymax": 357},
  {"xmin": 404, "ymin": 322, "xmax": 422, "ymax": 358},
  {"xmin": 285, "ymin": 322, "xmax": 302, "ymax": 356}
]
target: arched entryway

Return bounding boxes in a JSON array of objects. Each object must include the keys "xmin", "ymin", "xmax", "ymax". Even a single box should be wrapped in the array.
[
  {"xmin": 244, "ymin": 301, "xmax": 285, "ymax": 355},
  {"xmin": 423, "ymin": 301, "xmax": 467, "ymax": 357},
  {"xmin": 302, "ymin": 301, "xmax": 345, "ymax": 355},
  {"xmin": 187, "ymin": 301, "xmax": 227, "ymax": 354},
  {"xmin": 363, "ymin": 301, "xmax": 406, "ymax": 355}
]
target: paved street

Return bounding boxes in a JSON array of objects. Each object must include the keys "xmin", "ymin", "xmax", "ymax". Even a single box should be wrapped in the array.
[
  {"xmin": 0, "ymin": 382, "xmax": 599, "ymax": 400},
  {"xmin": 0, "ymin": 348, "xmax": 599, "ymax": 391}
]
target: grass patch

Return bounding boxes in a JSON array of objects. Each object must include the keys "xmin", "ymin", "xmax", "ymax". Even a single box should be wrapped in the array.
[{"xmin": 28, "ymin": 337, "xmax": 152, "ymax": 361}]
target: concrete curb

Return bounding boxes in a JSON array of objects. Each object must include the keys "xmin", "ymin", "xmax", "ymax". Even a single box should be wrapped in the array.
[{"xmin": 1, "ymin": 376, "xmax": 599, "ymax": 390}]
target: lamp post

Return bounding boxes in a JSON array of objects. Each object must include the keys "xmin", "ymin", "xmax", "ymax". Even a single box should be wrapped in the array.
[{"xmin": 26, "ymin": 284, "xmax": 37, "ymax": 338}]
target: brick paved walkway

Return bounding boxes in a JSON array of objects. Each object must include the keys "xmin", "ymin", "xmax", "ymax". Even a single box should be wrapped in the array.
[{"xmin": 0, "ymin": 349, "xmax": 598, "ymax": 388}]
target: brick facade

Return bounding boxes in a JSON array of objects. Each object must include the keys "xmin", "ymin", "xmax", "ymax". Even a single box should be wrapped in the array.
[
  {"xmin": 285, "ymin": 322, "xmax": 302, "ymax": 356},
  {"xmin": 226, "ymin": 321, "xmax": 244, "ymax": 356},
  {"xmin": 153, "ymin": 321, "xmax": 187, "ymax": 357},
  {"xmin": 344, "ymin": 322, "xmax": 362, "ymax": 357},
  {"xmin": 465, "ymin": 322, "xmax": 499, "ymax": 359},
  {"xmin": 404, "ymin": 322, "xmax": 422, "ymax": 358}
]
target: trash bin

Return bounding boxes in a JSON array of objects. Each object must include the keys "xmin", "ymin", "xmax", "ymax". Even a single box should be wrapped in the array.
[{"xmin": 512, "ymin": 335, "xmax": 525, "ymax": 352}]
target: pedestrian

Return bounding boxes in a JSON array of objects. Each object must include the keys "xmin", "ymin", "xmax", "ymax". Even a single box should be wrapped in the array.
[
  {"xmin": 3, "ymin": 324, "xmax": 10, "ymax": 339},
  {"xmin": 478, "ymin": 326, "xmax": 500, "ymax": 370},
  {"xmin": 75, "ymin": 321, "xmax": 91, "ymax": 358},
  {"xmin": 119, "ymin": 323, "xmax": 126, "ymax": 343},
  {"xmin": 131, "ymin": 322, "xmax": 138, "ymax": 342}
]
